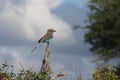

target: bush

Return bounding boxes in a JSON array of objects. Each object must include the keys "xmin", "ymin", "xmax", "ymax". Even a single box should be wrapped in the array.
[
  {"xmin": 92, "ymin": 64, "xmax": 120, "ymax": 80},
  {"xmin": 0, "ymin": 63, "xmax": 52, "ymax": 80}
]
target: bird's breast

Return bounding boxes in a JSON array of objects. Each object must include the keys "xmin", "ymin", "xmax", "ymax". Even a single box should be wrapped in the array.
[{"xmin": 45, "ymin": 37, "xmax": 53, "ymax": 43}]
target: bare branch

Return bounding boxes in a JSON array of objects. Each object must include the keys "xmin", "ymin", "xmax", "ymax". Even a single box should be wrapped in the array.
[
  {"xmin": 40, "ymin": 43, "xmax": 50, "ymax": 74},
  {"xmin": 50, "ymin": 72, "xmax": 66, "ymax": 80},
  {"xmin": 40, "ymin": 43, "xmax": 65, "ymax": 80}
]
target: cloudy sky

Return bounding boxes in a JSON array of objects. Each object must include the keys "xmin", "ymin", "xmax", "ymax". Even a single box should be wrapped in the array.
[{"xmin": 0, "ymin": 0, "xmax": 96, "ymax": 80}]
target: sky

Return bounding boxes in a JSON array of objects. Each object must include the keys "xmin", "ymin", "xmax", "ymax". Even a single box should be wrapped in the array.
[{"xmin": 0, "ymin": 0, "xmax": 96, "ymax": 80}]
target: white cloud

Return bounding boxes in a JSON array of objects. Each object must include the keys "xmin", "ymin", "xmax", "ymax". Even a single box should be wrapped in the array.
[
  {"xmin": 0, "ymin": 0, "xmax": 77, "ymax": 46},
  {"xmin": 24, "ymin": 0, "xmax": 77, "ymax": 44}
]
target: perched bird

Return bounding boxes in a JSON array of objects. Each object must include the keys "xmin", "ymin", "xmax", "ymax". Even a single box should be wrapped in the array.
[
  {"xmin": 31, "ymin": 28, "xmax": 56, "ymax": 53},
  {"xmin": 38, "ymin": 28, "xmax": 56, "ymax": 44}
]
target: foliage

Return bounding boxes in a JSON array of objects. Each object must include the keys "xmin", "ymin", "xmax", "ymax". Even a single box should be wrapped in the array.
[
  {"xmin": 114, "ymin": 64, "xmax": 120, "ymax": 78},
  {"xmin": 0, "ymin": 62, "xmax": 52, "ymax": 80},
  {"xmin": 85, "ymin": 0, "xmax": 120, "ymax": 61},
  {"xmin": 0, "ymin": 62, "xmax": 120, "ymax": 80},
  {"xmin": 92, "ymin": 64, "xmax": 120, "ymax": 80}
]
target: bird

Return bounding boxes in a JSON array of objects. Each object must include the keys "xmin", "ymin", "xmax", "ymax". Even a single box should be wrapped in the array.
[{"xmin": 31, "ymin": 28, "xmax": 56, "ymax": 53}]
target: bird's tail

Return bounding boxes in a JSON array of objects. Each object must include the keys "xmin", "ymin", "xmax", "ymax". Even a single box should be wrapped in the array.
[{"xmin": 31, "ymin": 43, "xmax": 40, "ymax": 54}]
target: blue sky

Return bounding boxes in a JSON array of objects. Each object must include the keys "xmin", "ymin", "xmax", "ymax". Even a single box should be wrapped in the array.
[{"xmin": 0, "ymin": 0, "xmax": 96, "ymax": 80}]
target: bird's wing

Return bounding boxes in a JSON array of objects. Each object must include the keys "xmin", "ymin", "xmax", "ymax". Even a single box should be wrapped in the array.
[{"xmin": 39, "ymin": 33, "xmax": 50, "ymax": 43}]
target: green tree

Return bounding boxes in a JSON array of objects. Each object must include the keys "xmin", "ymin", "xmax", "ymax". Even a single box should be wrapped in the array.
[{"xmin": 85, "ymin": 0, "xmax": 120, "ymax": 62}]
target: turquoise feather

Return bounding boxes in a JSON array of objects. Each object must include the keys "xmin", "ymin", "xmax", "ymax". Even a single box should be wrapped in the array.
[{"xmin": 45, "ymin": 37, "xmax": 53, "ymax": 43}]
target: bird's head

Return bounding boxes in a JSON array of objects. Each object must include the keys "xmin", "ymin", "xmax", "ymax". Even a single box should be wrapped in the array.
[
  {"xmin": 48, "ymin": 28, "xmax": 56, "ymax": 32},
  {"xmin": 47, "ymin": 28, "xmax": 56, "ymax": 33},
  {"xmin": 47, "ymin": 28, "xmax": 56, "ymax": 36}
]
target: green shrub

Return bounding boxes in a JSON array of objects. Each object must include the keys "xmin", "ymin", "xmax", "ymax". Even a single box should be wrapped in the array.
[{"xmin": 92, "ymin": 64, "xmax": 120, "ymax": 80}]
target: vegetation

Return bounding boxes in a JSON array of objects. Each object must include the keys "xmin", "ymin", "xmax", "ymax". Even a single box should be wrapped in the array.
[
  {"xmin": 85, "ymin": 0, "xmax": 120, "ymax": 62},
  {"xmin": 73, "ymin": 0, "xmax": 120, "ymax": 80},
  {"xmin": 92, "ymin": 64, "xmax": 120, "ymax": 80},
  {"xmin": 0, "ymin": 63, "xmax": 120, "ymax": 80},
  {"xmin": 0, "ymin": 62, "xmax": 52, "ymax": 80}
]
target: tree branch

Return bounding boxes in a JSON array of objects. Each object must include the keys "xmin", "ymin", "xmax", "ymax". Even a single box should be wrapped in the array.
[
  {"xmin": 40, "ymin": 43, "xmax": 50, "ymax": 74},
  {"xmin": 50, "ymin": 72, "xmax": 66, "ymax": 80}
]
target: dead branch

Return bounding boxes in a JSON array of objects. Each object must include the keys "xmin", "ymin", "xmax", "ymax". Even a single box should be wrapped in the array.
[
  {"xmin": 40, "ymin": 43, "xmax": 65, "ymax": 80},
  {"xmin": 24, "ymin": 64, "xmax": 34, "ymax": 80},
  {"xmin": 40, "ymin": 43, "xmax": 50, "ymax": 74},
  {"xmin": 19, "ymin": 63, "xmax": 34, "ymax": 80},
  {"xmin": 50, "ymin": 72, "xmax": 66, "ymax": 80}
]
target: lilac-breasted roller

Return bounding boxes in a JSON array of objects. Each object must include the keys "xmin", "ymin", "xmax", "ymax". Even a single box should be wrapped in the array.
[
  {"xmin": 38, "ymin": 28, "xmax": 56, "ymax": 44},
  {"xmin": 31, "ymin": 28, "xmax": 56, "ymax": 53}
]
